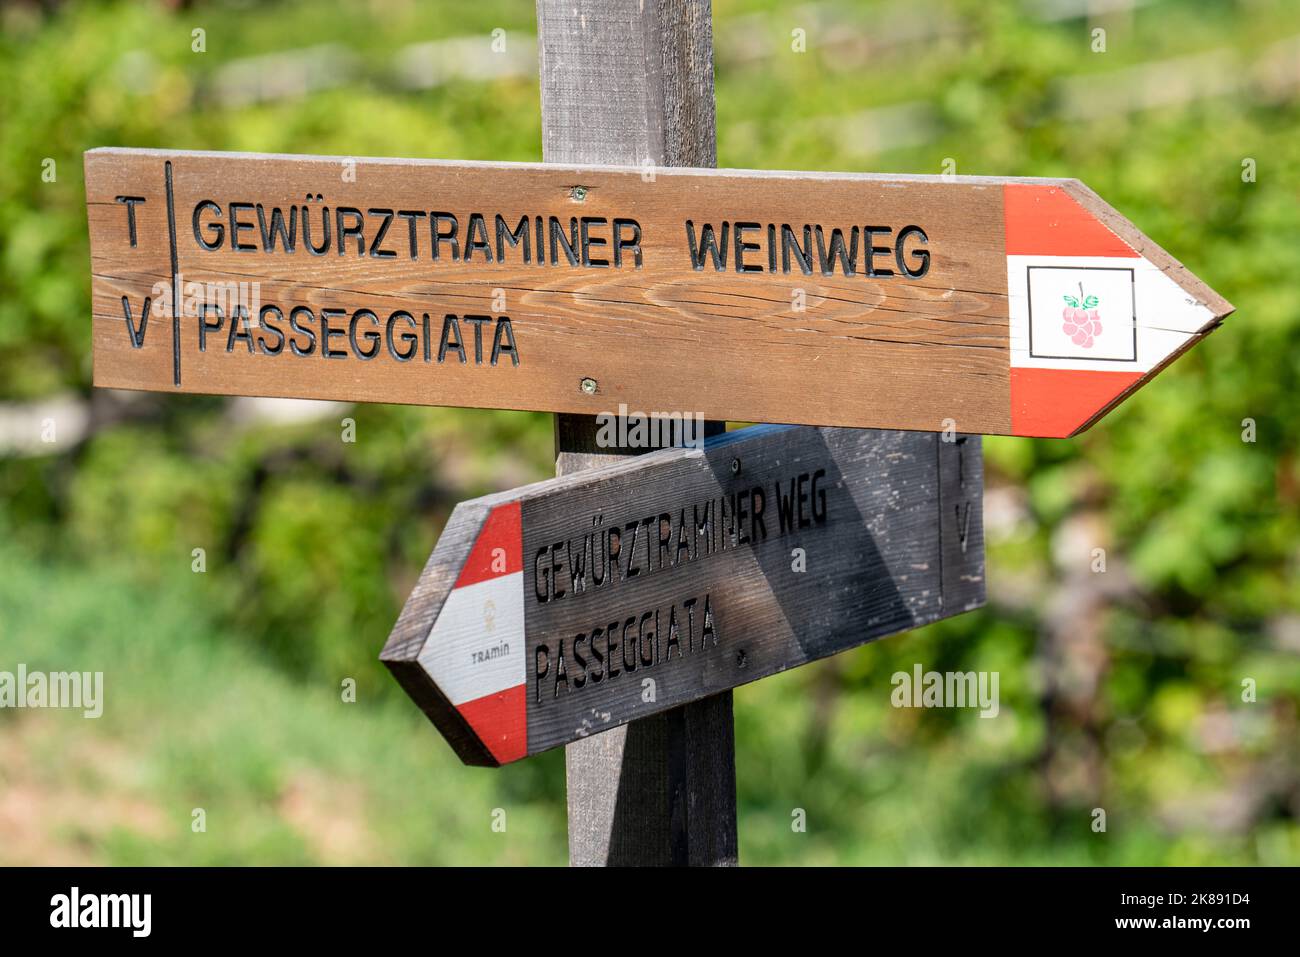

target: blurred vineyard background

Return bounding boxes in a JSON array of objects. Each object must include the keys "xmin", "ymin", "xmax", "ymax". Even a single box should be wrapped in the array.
[{"xmin": 2, "ymin": 0, "xmax": 1298, "ymax": 865}]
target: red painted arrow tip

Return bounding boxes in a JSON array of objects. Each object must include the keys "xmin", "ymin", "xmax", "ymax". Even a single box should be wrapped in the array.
[
  {"xmin": 1010, "ymin": 367, "xmax": 1144, "ymax": 437},
  {"xmin": 458, "ymin": 685, "xmax": 527, "ymax": 765},
  {"xmin": 1004, "ymin": 183, "xmax": 1137, "ymax": 259},
  {"xmin": 454, "ymin": 501, "xmax": 522, "ymax": 588}
]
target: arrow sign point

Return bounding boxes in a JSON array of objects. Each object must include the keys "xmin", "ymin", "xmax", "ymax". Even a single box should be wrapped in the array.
[
  {"xmin": 408, "ymin": 500, "xmax": 527, "ymax": 766},
  {"xmin": 384, "ymin": 427, "xmax": 987, "ymax": 764},
  {"xmin": 1003, "ymin": 181, "xmax": 1233, "ymax": 437}
]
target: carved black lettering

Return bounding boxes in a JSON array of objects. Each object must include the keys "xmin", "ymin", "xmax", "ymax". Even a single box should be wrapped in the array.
[
  {"xmin": 464, "ymin": 213, "xmax": 492, "ymax": 262},
  {"xmin": 580, "ymin": 216, "xmax": 608, "ymax": 267},
  {"xmin": 607, "ymin": 620, "xmax": 621, "ymax": 680},
  {"xmin": 289, "ymin": 306, "xmax": 317, "ymax": 356},
  {"xmin": 665, "ymin": 605, "xmax": 681, "ymax": 659},
  {"xmin": 896, "ymin": 225, "xmax": 930, "ymax": 278},
  {"xmin": 534, "ymin": 644, "xmax": 549, "ymax": 704},
  {"xmin": 534, "ymin": 546, "xmax": 550, "ymax": 603},
  {"xmin": 465, "ymin": 316, "xmax": 491, "ymax": 364},
  {"xmin": 349, "ymin": 309, "xmax": 381, "ymax": 359},
  {"xmin": 777, "ymin": 476, "xmax": 796, "ymax": 534},
  {"xmin": 553, "ymin": 640, "xmax": 570, "ymax": 697},
  {"xmin": 321, "ymin": 308, "xmax": 348, "ymax": 358},
  {"xmin": 198, "ymin": 302, "xmax": 224, "ymax": 352},
  {"xmin": 431, "ymin": 213, "xmax": 459, "ymax": 260},
  {"xmin": 607, "ymin": 525, "xmax": 621, "ymax": 585},
  {"xmin": 638, "ymin": 611, "xmax": 655, "ymax": 668},
  {"xmin": 733, "ymin": 221, "xmax": 762, "ymax": 273},
  {"xmin": 302, "ymin": 203, "xmax": 331, "ymax": 255},
  {"xmin": 684, "ymin": 596, "xmax": 698, "ymax": 653},
  {"xmin": 781, "ymin": 224, "xmax": 813, "ymax": 275},
  {"xmin": 612, "ymin": 218, "xmax": 642, "ymax": 268},
  {"xmin": 567, "ymin": 533, "xmax": 587, "ymax": 594},
  {"xmin": 550, "ymin": 542, "xmax": 566, "ymax": 600},
  {"xmin": 491, "ymin": 317, "xmax": 519, "ymax": 366},
  {"xmin": 495, "ymin": 213, "xmax": 530, "ymax": 264},
  {"xmin": 228, "ymin": 202, "xmax": 256, "ymax": 252},
  {"xmin": 226, "ymin": 305, "xmax": 255, "ymax": 353},
  {"xmin": 816, "ymin": 225, "xmax": 858, "ymax": 277},
  {"xmin": 386, "ymin": 311, "xmax": 417, "ymax": 361},
  {"xmin": 192, "ymin": 200, "xmax": 224, "ymax": 250},
  {"xmin": 438, "ymin": 314, "xmax": 466, "ymax": 363},
  {"xmin": 588, "ymin": 627, "xmax": 604, "ymax": 683},
  {"xmin": 115, "ymin": 196, "xmax": 146, "ymax": 247},
  {"xmin": 258, "ymin": 304, "xmax": 285, "ymax": 355},
  {"xmin": 864, "ymin": 226, "xmax": 894, "ymax": 277},
  {"xmin": 367, "ymin": 209, "xmax": 396, "ymax": 258},
  {"xmin": 694, "ymin": 500, "xmax": 711, "ymax": 560},
  {"xmin": 751, "ymin": 485, "xmax": 767, "ymax": 541},
  {"xmin": 685, "ymin": 220, "xmax": 728, "ymax": 271},
  {"xmin": 623, "ymin": 521, "xmax": 640, "ymax": 579},
  {"xmin": 572, "ymin": 635, "xmax": 587, "ymax": 689},
  {"xmin": 657, "ymin": 513, "xmax": 672, "ymax": 569},
  {"xmin": 120, "ymin": 295, "xmax": 150, "ymax": 348},
  {"xmin": 335, "ymin": 207, "xmax": 364, "ymax": 256},
  {"xmin": 397, "ymin": 210, "xmax": 425, "ymax": 258},
  {"xmin": 621, "ymin": 617, "xmax": 637, "ymax": 673},
  {"xmin": 257, "ymin": 204, "xmax": 297, "ymax": 253},
  {"xmin": 549, "ymin": 216, "xmax": 578, "ymax": 266}
]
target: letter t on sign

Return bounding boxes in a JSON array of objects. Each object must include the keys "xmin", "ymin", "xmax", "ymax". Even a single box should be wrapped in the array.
[{"xmin": 536, "ymin": 0, "xmax": 737, "ymax": 867}]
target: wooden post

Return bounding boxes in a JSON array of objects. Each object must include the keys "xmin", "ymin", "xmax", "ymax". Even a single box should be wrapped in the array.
[{"xmin": 536, "ymin": 0, "xmax": 738, "ymax": 866}]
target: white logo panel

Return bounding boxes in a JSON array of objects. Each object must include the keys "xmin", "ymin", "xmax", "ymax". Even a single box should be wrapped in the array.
[
  {"xmin": 1008, "ymin": 255, "xmax": 1212, "ymax": 373},
  {"xmin": 418, "ymin": 572, "xmax": 525, "ymax": 706},
  {"xmin": 1027, "ymin": 265, "xmax": 1135, "ymax": 361}
]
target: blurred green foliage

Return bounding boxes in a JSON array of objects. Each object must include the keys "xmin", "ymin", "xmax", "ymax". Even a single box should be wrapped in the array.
[{"xmin": 1, "ymin": 0, "xmax": 1297, "ymax": 864}]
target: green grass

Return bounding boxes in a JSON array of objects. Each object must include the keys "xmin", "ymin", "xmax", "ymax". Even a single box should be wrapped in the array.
[
  {"xmin": 0, "ymin": 537, "xmax": 567, "ymax": 865},
  {"xmin": 4, "ymin": 535, "xmax": 1295, "ymax": 865}
]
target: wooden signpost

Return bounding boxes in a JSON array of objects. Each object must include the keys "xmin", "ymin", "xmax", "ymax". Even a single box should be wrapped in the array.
[
  {"xmin": 380, "ymin": 425, "xmax": 984, "ymax": 765},
  {"xmin": 536, "ymin": 0, "xmax": 739, "ymax": 866},
  {"xmin": 84, "ymin": 150, "xmax": 1231, "ymax": 438},
  {"xmin": 82, "ymin": 0, "xmax": 1233, "ymax": 867}
]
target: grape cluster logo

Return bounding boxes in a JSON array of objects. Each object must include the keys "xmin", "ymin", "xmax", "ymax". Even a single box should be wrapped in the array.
[{"xmin": 1062, "ymin": 283, "xmax": 1103, "ymax": 349}]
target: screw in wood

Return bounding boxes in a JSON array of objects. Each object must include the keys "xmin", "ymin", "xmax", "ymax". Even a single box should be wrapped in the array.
[
  {"xmin": 580, "ymin": 377, "xmax": 597, "ymax": 394},
  {"xmin": 731, "ymin": 457, "xmax": 741, "ymax": 475},
  {"xmin": 570, "ymin": 185, "xmax": 588, "ymax": 202}
]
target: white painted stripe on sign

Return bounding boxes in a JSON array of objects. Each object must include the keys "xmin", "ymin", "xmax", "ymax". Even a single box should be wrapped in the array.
[
  {"xmin": 417, "ymin": 571, "xmax": 525, "ymax": 707},
  {"xmin": 1007, "ymin": 254, "xmax": 1213, "ymax": 373}
]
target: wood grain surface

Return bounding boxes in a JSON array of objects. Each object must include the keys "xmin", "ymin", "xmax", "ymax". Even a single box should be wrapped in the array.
[
  {"xmin": 85, "ymin": 148, "xmax": 1231, "ymax": 436},
  {"xmin": 379, "ymin": 425, "xmax": 986, "ymax": 765}
]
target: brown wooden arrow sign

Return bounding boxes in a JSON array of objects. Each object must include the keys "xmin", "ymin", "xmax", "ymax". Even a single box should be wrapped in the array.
[
  {"xmin": 380, "ymin": 425, "xmax": 984, "ymax": 766},
  {"xmin": 86, "ymin": 148, "xmax": 1232, "ymax": 437}
]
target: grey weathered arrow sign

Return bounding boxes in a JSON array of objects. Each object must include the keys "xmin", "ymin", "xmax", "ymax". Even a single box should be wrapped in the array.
[{"xmin": 380, "ymin": 424, "xmax": 985, "ymax": 766}]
